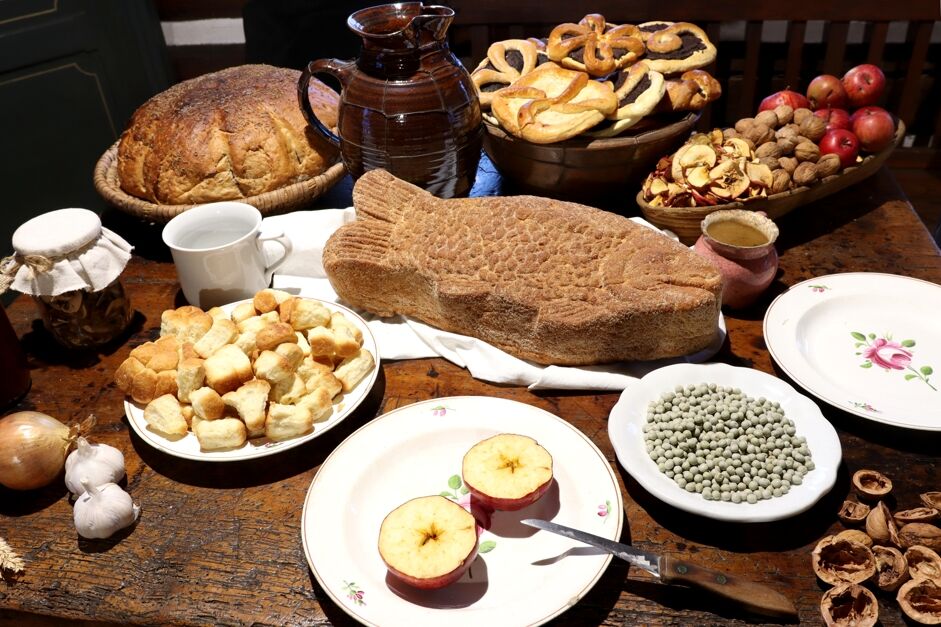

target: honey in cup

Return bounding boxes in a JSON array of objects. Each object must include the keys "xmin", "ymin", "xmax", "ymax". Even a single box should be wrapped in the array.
[{"xmin": 693, "ymin": 210, "xmax": 780, "ymax": 309}]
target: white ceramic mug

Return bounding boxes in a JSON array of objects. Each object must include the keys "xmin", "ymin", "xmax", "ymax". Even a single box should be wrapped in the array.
[{"xmin": 162, "ymin": 202, "xmax": 292, "ymax": 308}]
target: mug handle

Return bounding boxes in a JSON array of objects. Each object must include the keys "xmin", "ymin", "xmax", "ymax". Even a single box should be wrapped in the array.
[
  {"xmin": 297, "ymin": 59, "xmax": 354, "ymax": 149},
  {"xmin": 257, "ymin": 230, "xmax": 293, "ymax": 283}
]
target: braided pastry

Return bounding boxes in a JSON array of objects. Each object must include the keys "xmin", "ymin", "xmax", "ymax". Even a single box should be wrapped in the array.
[
  {"xmin": 471, "ymin": 39, "xmax": 546, "ymax": 109},
  {"xmin": 645, "ymin": 22, "xmax": 716, "ymax": 74},
  {"xmin": 656, "ymin": 69, "xmax": 722, "ymax": 112},
  {"xmin": 587, "ymin": 62, "xmax": 665, "ymax": 137},
  {"xmin": 491, "ymin": 64, "xmax": 618, "ymax": 143},
  {"xmin": 546, "ymin": 14, "xmax": 646, "ymax": 77}
]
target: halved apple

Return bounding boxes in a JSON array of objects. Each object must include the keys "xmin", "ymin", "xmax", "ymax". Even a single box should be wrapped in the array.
[
  {"xmin": 378, "ymin": 495, "xmax": 479, "ymax": 589},
  {"xmin": 462, "ymin": 433, "xmax": 553, "ymax": 511}
]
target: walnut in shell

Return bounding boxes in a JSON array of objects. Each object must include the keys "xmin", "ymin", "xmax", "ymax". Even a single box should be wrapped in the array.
[
  {"xmin": 799, "ymin": 115, "xmax": 827, "ymax": 142},
  {"xmin": 873, "ymin": 545, "xmax": 910, "ymax": 592},
  {"xmin": 899, "ymin": 523, "xmax": 941, "ymax": 551},
  {"xmin": 897, "ymin": 578, "xmax": 941, "ymax": 624},
  {"xmin": 905, "ymin": 545, "xmax": 941, "ymax": 583},
  {"xmin": 812, "ymin": 535, "xmax": 877, "ymax": 585},
  {"xmin": 793, "ymin": 161, "xmax": 818, "ymax": 186},
  {"xmin": 771, "ymin": 169, "xmax": 791, "ymax": 194},
  {"xmin": 779, "ymin": 156, "xmax": 799, "ymax": 174},
  {"xmin": 795, "ymin": 142, "xmax": 821, "ymax": 163},
  {"xmin": 820, "ymin": 583, "xmax": 878, "ymax": 627},
  {"xmin": 793, "ymin": 107, "xmax": 814, "ymax": 126},
  {"xmin": 816, "ymin": 153, "xmax": 841, "ymax": 178},
  {"xmin": 838, "ymin": 500, "xmax": 871, "ymax": 526},
  {"xmin": 853, "ymin": 469, "xmax": 893, "ymax": 500},
  {"xmin": 734, "ymin": 117, "xmax": 756, "ymax": 134},
  {"xmin": 866, "ymin": 501, "xmax": 900, "ymax": 546},
  {"xmin": 755, "ymin": 110, "xmax": 779, "ymax": 129},
  {"xmin": 773, "ymin": 104, "xmax": 794, "ymax": 126},
  {"xmin": 755, "ymin": 141, "xmax": 783, "ymax": 159}
]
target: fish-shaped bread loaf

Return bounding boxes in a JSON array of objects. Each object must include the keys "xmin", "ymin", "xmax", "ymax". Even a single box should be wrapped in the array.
[{"xmin": 323, "ymin": 170, "xmax": 722, "ymax": 365}]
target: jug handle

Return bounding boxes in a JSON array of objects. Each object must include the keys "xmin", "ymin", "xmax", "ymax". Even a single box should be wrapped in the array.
[{"xmin": 298, "ymin": 59, "xmax": 353, "ymax": 149}]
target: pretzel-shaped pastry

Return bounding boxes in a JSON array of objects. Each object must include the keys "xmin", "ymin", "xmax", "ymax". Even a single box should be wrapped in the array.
[
  {"xmin": 471, "ymin": 39, "xmax": 544, "ymax": 109},
  {"xmin": 644, "ymin": 22, "xmax": 716, "ymax": 74},
  {"xmin": 587, "ymin": 62, "xmax": 665, "ymax": 137},
  {"xmin": 547, "ymin": 14, "xmax": 646, "ymax": 77},
  {"xmin": 491, "ymin": 63, "xmax": 618, "ymax": 143},
  {"xmin": 657, "ymin": 69, "xmax": 722, "ymax": 111}
]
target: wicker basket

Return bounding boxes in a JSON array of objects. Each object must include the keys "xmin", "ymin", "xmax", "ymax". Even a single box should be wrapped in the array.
[
  {"xmin": 637, "ymin": 120, "xmax": 906, "ymax": 245},
  {"xmin": 93, "ymin": 141, "xmax": 347, "ymax": 223}
]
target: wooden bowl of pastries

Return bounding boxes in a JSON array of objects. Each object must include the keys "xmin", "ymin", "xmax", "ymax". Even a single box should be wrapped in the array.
[{"xmin": 473, "ymin": 17, "xmax": 719, "ymax": 200}]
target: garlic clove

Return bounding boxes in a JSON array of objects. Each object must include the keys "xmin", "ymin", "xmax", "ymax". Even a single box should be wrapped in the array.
[{"xmin": 73, "ymin": 479, "xmax": 140, "ymax": 540}]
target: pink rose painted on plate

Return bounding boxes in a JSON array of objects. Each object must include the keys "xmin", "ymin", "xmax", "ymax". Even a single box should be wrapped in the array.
[{"xmin": 852, "ymin": 331, "xmax": 936, "ymax": 391}]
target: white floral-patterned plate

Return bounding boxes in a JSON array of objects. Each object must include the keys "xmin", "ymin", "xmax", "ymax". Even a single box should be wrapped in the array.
[
  {"xmin": 608, "ymin": 363, "xmax": 842, "ymax": 522},
  {"xmin": 124, "ymin": 296, "xmax": 380, "ymax": 461},
  {"xmin": 301, "ymin": 396, "xmax": 624, "ymax": 627},
  {"xmin": 764, "ymin": 273, "xmax": 941, "ymax": 431}
]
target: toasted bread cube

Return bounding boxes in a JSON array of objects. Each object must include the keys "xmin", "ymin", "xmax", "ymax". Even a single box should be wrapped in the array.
[
  {"xmin": 279, "ymin": 297, "xmax": 298, "ymax": 324},
  {"xmin": 253, "ymin": 350, "xmax": 295, "ymax": 385},
  {"xmin": 178, "ymin": 341, "xmax": 199, "ymax": 362},
  {"xmin": 291, "ymin": 299, "xmax": 331, "ymax": 331},
  {"xmin": 306, "ymin": 326, "xmax": 337, "ymax": 357},
  {"xmin": 154, "ymin": 369, "xmax": 179, "ymax": 399},
  {"xmin": 233, "ymin": 331, "xmax": 258, "ymax": 357},
  {"xmin": 230, "ymin": 301, "xmax": 257, "ymax": 323},
  {"xmin": 180, "ymin": 404, "xmax": 195, "ymax": 427},
  {"xmin": 194, "ymin": 417, "xmax": 247, "ymax": 451},
  {"xmin": 143, "ymin": 394, "xmax": 188, "ymax": 436},
  {"xmin": 194, "ymin": 318, "xmax": 238, "ymax": 359},
  {"xmin": 176, "ymin": 357, "xmax": 205, "ymax": 403},
  {"xmin": 335, "ymin": 349, "xmax": 375, "ymax": 393},
  {"xmin": 222, "ymin": 379, "xmax": 270, "ymax": 438},
  {"xmin": 304, "ymin": 370, "xmax": 343, "ymax": 398},
  {"xmin": 297, "ymin": 387, "xmax": 333, "ymax": 423},
  {"xmin": 330, "ymin": 312, "xmax": 363, "ymax": 344},
  {"xmin": 161, "ymin": 306, "xmax": 213, "ymax": 344},
  {"xmin": 206, "ymin": 306, "xmax": 228, "ymax": 322},
  {"xmin": 132, "ymin": 336, "xmax": 179, "ymax": 372},
  {"xmin": 253, "ymin": 288, "xmax": 291, "ymax": 314},
  {"xmin": 115, "ymin": 356, "xmax": 146, "ymax": 393},
  {"xmin": 256, "ymin": 322, "xmax": 297, "ymax": 352},
  {"xmin": 274, "ymin": 374, "xmax": 306, "ymax": 404},
  {"xmin": 265, "ymin": 403, "xmax": 313, "ymax": 441},
  {"xmin": 237, "ymin": 312, "xmax": 279, "ymax": 335},
  {"xmin": 274, "ymin": 342, "xmax": 304, "ymax": 370},
  {"xmin": 296, "ymin": 355, "xmax": 333, "ymax": 382},
  {"xmin": 204, "ymin": 344, "xmax": 253, "ymax": 394},
  {"xmin": 189, "ymin": 386, "xmax": 226, "ymax": 421},
  {"xmin": 332, "ymin": 326, "xmax": 361, "ymax": 358},
  {"xmin": 295, "ymin": 332, "xmax": 311, "ymax": 357}
]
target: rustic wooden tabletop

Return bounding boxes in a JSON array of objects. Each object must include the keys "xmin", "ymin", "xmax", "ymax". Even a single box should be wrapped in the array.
[{"xmin": 1, "ymin": 164, "xmax": 939, "ymax": 626}]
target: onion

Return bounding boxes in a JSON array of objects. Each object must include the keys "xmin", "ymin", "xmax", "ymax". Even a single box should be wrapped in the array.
[{"xmin": 0, "ymin": 412, "xmax": 94, "ymax": 490}]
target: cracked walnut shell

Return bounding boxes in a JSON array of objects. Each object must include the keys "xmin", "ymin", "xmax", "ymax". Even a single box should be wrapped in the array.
[
  {"xmin": 820, "ymin": 583, "xmax": 878, "ymax": 627},
  {"xmin": 873, "ymin": 545, "xmax": 910, "ymax": 592},
  {"xmin": 812, "ymin": 535, "xmax": 877, "ymax": 585},
  {"xmin": 852, "ymin": 469, "xmax": 893, "ymax": 500},
  {"xmin": 899, "ymin": 523, "xmax": 941, "ymax": 552},
  {"xmin": 866, "ymin": 501, "xmax": 900, "ymax": 546},
  {"xmin": 897, "ymin": 578, "xmax": 941, "ymax": 624},
  {"xmin": 895, "ymin": 508, "xmax": 940, "ymax": 526},
  {"xmin": 838, "ymin": 500, "xmax": 871, "ymax": 526},
  {"xmin": 905, "ymin": 545, "xmax": 941, "ymax": 583},
  {"xmin": 922, "ymin": 493, "xmax": 941, "ymax": 510}
]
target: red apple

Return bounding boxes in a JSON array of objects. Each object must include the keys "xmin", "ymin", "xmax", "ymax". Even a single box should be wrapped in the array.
[
  {"xmin": 379, "ymin": 495, "xmax": 479, "ymax": 589},
  {"xmin": 462, "ymin": 434, "xmax": 553, "ymax": 511},
  {"xmin": 814, "ymin": 108, "xmax": 852, "ymax": 132},
  {"xmin": 819, "ymin": 129, "xmax": 860, "ymax": 168},
  {"xmin": 806, "ymin": 75, "xmax": 848, "ymax": 110},
  {"xmin": 851, "ymin": 106, "xmax": 896, "ymax": 152},
  {"xmin": 842, "ymin": 64, "xmax": 886, "ymax": 108},
  {"xmin": 759, "ymin": 90, "xmax": 810, "ymax": 113}
]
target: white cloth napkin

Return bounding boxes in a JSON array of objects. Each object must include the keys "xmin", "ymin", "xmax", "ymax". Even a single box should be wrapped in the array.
[{"xmin": 263, "ymin": 209, "xmax": 724, "ymax": 391}]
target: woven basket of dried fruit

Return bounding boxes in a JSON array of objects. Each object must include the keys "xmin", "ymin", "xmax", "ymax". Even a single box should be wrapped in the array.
[{"xmin": 637, "ymin": 119, "xmax": 904, "ymax": 245}]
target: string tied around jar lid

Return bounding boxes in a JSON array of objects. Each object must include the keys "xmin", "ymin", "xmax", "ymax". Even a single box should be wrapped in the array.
[{"xmin": 0, "ymin": 253, "xmax": 55, "ymax": 294}]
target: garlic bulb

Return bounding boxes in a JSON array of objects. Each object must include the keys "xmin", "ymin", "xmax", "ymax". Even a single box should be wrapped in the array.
[
  {"xmin": 73, "ymin": 479, "xmax": 140, "ymax": 539},
  {"xmin": 64, "ymin": 437, "xmax": 125, "ymax": 496}
]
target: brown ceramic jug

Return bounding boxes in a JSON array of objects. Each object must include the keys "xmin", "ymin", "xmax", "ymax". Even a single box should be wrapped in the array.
[{"xmin": 298, "ymin": 3, "xmax": 482, "ymax": 198}]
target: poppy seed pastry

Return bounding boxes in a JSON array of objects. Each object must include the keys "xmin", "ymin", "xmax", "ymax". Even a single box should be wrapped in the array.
[
  {"xmin": 323, "ymin": 170, "xmax": 723, "ymax": 365},
  {"xmin": 117, "ymin": 65, "xmax": 340, "ymax": 204}
]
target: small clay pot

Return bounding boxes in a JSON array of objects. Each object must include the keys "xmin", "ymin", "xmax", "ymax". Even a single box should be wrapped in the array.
[{"xmin": 693, "ymin": 210, "xmax": 780, "ymax": 309}]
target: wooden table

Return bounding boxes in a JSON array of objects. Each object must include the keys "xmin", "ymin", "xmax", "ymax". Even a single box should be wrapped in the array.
[{"xmin": 1, "ymin": 164, "xmax": 939, "ymax": 626}]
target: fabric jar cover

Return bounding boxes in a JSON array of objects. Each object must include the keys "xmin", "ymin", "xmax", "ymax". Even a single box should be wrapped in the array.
[{"xmin": 9, "ymin": 208, "xmax": 133, "ymax": 296}]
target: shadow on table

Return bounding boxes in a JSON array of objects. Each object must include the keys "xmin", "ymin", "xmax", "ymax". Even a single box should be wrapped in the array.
[
  {"xmin": 126, "ymin": 368, "xmax": 386, "ymax": 489},
  {"xmin": 15, "ymin": 311, "xmax": 146, "ymax": 371}
]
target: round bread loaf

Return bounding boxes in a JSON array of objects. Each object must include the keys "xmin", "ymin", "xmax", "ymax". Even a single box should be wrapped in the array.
[{"xmin": 117, "ymin": 64, "xmax": 339, "ymax": 204}]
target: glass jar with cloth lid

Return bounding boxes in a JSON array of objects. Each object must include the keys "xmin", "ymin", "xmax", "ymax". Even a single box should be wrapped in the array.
[{"xmin": 2, "ymin": 209, "xmax": 133, "ymax": 349}]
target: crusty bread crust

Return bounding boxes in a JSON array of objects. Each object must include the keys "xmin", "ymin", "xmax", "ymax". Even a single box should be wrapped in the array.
[
  {"xmin": 323, "ymin": 170, "xmax": 722, "ymax": 366},
  {"xmin": 117, "ymin": 65, "xmax": 339, "ymax": 204}
]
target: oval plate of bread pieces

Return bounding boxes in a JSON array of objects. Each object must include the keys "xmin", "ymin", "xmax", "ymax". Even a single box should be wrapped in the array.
[
  {"xmin": 302, "ymin": 396, "xmax": 624, "ymax": 627},
  {"xmin": 120, "ymin": 290, "xmax": 379, "ymax": 462}
]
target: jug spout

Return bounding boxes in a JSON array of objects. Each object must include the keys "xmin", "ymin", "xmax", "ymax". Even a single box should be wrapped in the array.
[{"xmin": 348, "ymin": 3, "xmax": 454, "ymax": 50}]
